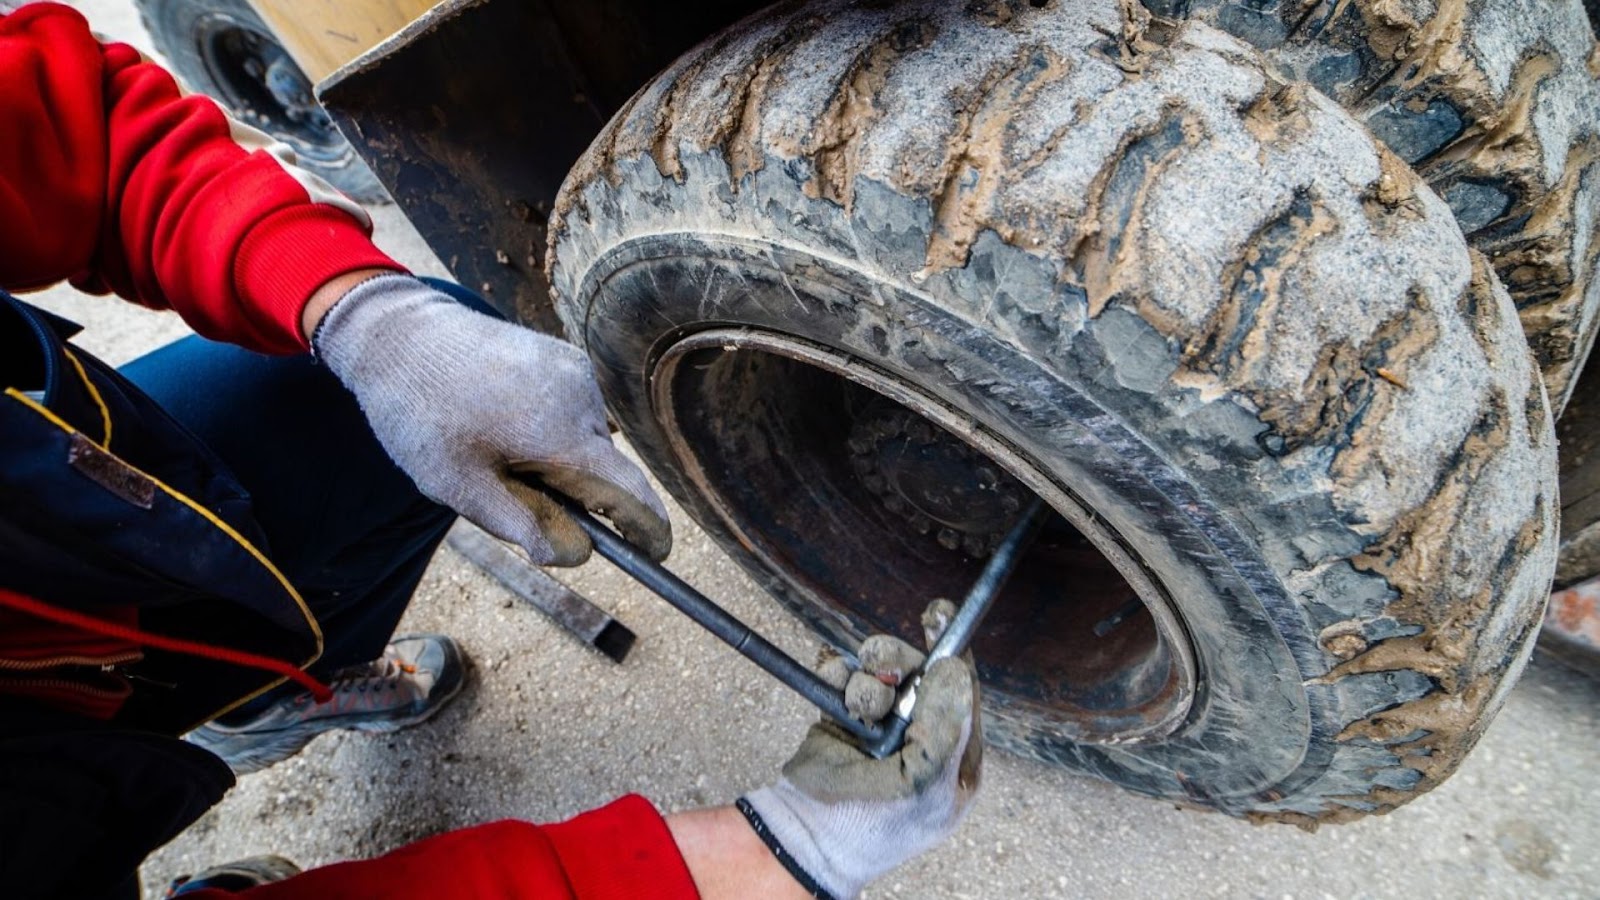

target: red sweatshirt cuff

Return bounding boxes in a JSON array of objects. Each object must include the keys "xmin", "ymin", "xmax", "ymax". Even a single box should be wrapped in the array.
[
  {"xmin": 188, "ymin": 799, "xmax": 697, "ymax": 899},
  {"xmin": 233, "ymin": 204, "xmax": 405, "ymax": 354},
  {"xmin": 545, "ymin": 794, "xmax": 700, "ymax": 900}
]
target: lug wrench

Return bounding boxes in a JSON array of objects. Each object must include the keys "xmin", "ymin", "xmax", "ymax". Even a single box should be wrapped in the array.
[{"xmin": 553, "ymin": 493, "xmax": 1047, "ymax": 758}]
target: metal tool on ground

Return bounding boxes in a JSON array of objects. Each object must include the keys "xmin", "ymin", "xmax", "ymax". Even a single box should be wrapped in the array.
[
  {"xmin": 554, "ymin": 492, "xmax": 1048, "ymax": 758},
  {"xmin": 446, "ymin": 520, "xmax": 637, "ymax": 663}
]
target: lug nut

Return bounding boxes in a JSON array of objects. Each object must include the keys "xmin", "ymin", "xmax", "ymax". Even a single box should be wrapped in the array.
[
  {"xmin": 884, "ymin": 495, "xmax": 906, "ymax": 514},
  {"xmin": 909, "ymin": 513, "xmax": 933, "ymax": 534},
  {"xmin": 937, "ymin": 527, "xmax": 962, "ymax": 551},
  {"xmin": 962, "ymin": 534, "xmax": 988, "ymax": 557}
]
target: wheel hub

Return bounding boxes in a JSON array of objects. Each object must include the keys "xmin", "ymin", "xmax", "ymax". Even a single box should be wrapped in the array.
[
  {"xmin": 849, "ymin": 402, "xmax": 1026, "ymax": 556},
  {"xmin": 260, "ymin": 53, "xmax": 320, "ymax": 125}
]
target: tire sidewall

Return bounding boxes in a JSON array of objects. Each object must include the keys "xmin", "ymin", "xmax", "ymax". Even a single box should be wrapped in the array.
[{"xmin": 573, "ymin": 228, "xmax": 1331, "ymax": 811}]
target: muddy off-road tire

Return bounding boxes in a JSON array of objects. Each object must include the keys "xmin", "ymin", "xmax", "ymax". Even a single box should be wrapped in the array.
[
  {"xmin": 137, "ymin": 0, "xmax": 388, "ymax": 203},
  {"xmin": 1141, "ymin": 0, "xmax": 1600, "ymax": 414},
  {"xmin": 549, "ymin": 0, "xmax": 1557, "ymax": 821}
]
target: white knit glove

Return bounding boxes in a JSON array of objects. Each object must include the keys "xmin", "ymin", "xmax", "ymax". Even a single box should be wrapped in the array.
[
  {"xmin": 742, "ymin": 600, "xmax": 983, "ymax": 899},
  {"xmin": 314, "ymin": 274, "xmax": 671, "ymax": 566}
]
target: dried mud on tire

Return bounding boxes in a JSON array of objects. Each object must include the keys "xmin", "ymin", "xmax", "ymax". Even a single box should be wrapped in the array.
[
  {"xmin": 1145, "ymin": 0, "xmax": 1600, "ymax": 413},
  {"xmin": 549, "ymin": 0, "xmax": 1557, "ymax": 822}
]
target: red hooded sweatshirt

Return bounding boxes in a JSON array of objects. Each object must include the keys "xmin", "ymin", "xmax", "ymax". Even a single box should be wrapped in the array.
[{"xmin": 0, "ymin": 4, "xmax": 699, "ymax": 896}]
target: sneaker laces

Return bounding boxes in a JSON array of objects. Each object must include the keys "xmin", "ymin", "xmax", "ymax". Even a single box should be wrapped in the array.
[{"xmin": 322, "ymin": 655, "xmax": 420, "ymax": 698}]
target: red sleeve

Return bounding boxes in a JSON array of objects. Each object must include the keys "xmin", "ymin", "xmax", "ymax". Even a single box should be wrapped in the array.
[
  {"xmin": 0, "ymin": 2, "xmax": 403, "ymax": 353},
  {"xmin": 182, "ymin": 795, "xmax": 701, "ymax": 899}
]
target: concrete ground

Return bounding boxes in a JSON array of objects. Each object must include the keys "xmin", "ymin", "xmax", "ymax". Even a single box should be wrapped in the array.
[{"xmin": 30, "ymin": 2, "xmax": 1600, "ymax": 896}]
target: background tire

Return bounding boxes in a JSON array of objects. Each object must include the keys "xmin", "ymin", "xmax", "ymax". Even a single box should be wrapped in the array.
[
  {"xmin": 550, "ymin": 0, "xmax": 1557, "ymax": 821},
  {"xmin": 136, "ymin": 0, "xmax": 389, "ymax": 204},
  {"xmin": 1135, "ymin": 0, "xmax": 1600, "ymax": 415}
]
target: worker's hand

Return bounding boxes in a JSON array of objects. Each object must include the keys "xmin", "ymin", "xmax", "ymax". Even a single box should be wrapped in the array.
[
  {"xmin": 741, "ymin": 600, "xmax": 982, "ymax": 899},
  {"xmin": 313, "ymin": 274, "xmax": 671, "ymax": 566}
]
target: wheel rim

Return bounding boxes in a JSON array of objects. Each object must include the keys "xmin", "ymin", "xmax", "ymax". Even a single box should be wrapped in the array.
[
  {"xmin": 193, "ymin": 13, "xmax": 345, "ymax": 164},
  {"xmin": 651, "ymin": 327, "xmax": 1198, "ymax": 743}
]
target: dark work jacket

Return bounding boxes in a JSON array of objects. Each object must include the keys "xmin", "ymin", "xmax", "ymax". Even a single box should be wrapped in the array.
[{"xmin": 0, "ymin": 291, "xmax": 322, "ymax": 899}]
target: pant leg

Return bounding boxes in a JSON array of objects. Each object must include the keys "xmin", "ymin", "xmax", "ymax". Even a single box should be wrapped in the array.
[{"xmin": 117, "ymin": 277, "xmax": 495, "ymax": 711}]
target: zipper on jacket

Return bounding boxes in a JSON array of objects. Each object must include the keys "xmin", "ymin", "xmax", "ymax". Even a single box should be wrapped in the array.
[
  {"xmin": 0, "ymin": 650, "xmax": 142, "ymax": 672},
  {"xmin": 0, "ymin": 672, "xmax": 133, "ymax": 701}
]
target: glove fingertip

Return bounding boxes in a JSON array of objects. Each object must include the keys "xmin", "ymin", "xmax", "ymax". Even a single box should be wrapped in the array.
[
  {"xmin": 844, "ymin": 672, "xmax": 896, "ymax": 722},
  {"xmin": 495, "ymin": 476, "xmax": 593, "ymax": 567},
  {"xmin": 858, "ymin": 635, "xmax": 925, "ymax": 680},
  {"xmin": 816, "ymin": 652, "xmax": 852, "ymax": 691},
  {"xmin": 601, "ymin": 472, "xmax": 673, "ymax": 561},
  {"xmin": 536, "ymin": 512, "xmax": 593, "ymax": 568},
  {"xmin": 525, "ymin": 461, "xmax": 673, "ymax": 561},
  {"xmin": 490, "ymin": 516, "xmax": 561, "ymax": 566},
  {"xmin": 543, "ymin": 536, "xmax": 593, "ymax": 567},
  {"xmin": 619, "ymin": 513, "xmax": 673, "ymax": 562},
  {"xmin": 904, "ymin": 658, "xmax": 977, "ymax": 759}
]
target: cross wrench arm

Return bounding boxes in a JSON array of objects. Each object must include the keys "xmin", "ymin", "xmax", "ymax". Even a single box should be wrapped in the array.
[{"xmin": 554, "ymin": 493, "xmax": 1046, "ymax": 758}]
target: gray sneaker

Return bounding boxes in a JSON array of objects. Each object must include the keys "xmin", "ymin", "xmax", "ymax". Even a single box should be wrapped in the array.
[{"xmin": 187, "ymin": 634, "xmax": 466, "ymax": 775}]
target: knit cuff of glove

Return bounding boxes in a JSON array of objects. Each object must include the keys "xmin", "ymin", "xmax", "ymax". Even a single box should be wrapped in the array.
[
  {"xmin": 309, "ymin": 272, "xmax": 429, "ymax": 362},
  {"xmin": 742, "ymin": 784, "xmax": 874, "ymax": 900}
]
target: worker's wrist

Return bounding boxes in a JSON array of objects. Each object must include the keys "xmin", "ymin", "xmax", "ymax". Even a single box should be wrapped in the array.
[
  {"xmin": 664, "ymin": 805, "xmax": 816, "ymax": 900},
  {"xmin": 300, "ymin": 266, "xmax": 410, "ymax": 343}
]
